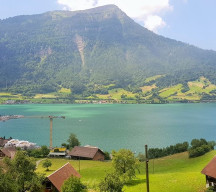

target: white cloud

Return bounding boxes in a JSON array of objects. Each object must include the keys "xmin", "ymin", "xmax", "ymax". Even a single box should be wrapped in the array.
[
  {"xmin": 144, "ymin": 15, "xmax": 166, "ymax": 32},
  {"xmin": 57, "ymin": 0, "xmax": 172, "ymax": 32}
]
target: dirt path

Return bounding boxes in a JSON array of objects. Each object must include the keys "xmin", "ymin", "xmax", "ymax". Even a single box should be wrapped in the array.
[{"xmin": 36, "ymin": 158, "xmax": 46, "ymax": 168}]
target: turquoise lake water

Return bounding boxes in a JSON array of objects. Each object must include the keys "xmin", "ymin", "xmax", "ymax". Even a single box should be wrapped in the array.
[{"xmin": 0, "ymin": 103, "xmax": 216, "ymax": 153}]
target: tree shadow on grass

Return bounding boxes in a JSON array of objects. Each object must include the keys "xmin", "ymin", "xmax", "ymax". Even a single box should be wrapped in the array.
[{"xmin": 126, "ymin": 179, "xmax": 146, "ymax": 186}]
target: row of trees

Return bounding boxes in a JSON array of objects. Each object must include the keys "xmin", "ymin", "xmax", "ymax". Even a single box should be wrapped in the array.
[
  {"xmin": 144, "ymin": 141, "xmax": 189, "ymax": 159},
  {"xmin": 26, "ymin": 145, "xmax": 50, "ymax": 158},
  {"xmin": 137, "ymin": 138, "xmax": 215, "ymax": 160},
  {"xmin": 188, "ymin": 138, "xmax": 215, "ymax": 158}
]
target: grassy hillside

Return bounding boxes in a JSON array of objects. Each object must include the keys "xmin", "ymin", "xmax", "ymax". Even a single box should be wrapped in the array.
[
  {"xmin": 1, "ymin": 76, "xmax": 216, "ymax": 104},
  {"xmin": 36, "ymin": 151, "xmax": 215, "ymax": 191}
]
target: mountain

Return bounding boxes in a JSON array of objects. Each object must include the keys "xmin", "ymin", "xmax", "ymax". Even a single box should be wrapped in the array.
[{"xmin": 1, "ymin": 4, "xmax": 216, "ymax": 100}]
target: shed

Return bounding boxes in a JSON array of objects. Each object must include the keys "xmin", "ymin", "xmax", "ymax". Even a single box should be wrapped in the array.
[
  {"xmin": 44, "ymin": 162, "xmax": 80, "ymax": 192},
  {"xmin": 68, "ymin": 146, "xmax": 105, "ymax": 161},
  {"xmin": 201, "ymin": 156, "xmax": 216, "ymax": 189},
  {"xmin": 0, "ymin": 147, "xmax": 16, "ymax": 159},
  {"xmin": 48, "ymin": 148, "xmax": 67, "ymax": 158}
]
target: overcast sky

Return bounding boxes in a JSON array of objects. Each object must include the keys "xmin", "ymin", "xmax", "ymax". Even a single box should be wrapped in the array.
[{"xmin": 0, "ymin": 0, "xmax": 215, "ymax": 51}]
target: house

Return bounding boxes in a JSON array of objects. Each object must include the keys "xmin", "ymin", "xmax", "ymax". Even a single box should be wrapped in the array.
[
  {"xmin": 201, "ymin": 156, "xmax": 216, "ymax": 190},
  {"xmin": 68, "ymin": 146, "xmax": 105, "ymax": 161},
  {"xmin": 0, "ymin": 137, "xmax": 12, "ymax": 147},
  {"xmin": 43, "ymin": 162, "xmax": 80, "ymax": 192},
  {"xmin": 48, "ymin": 147, "xmax": 67, "ymax": 158},
  {"xmin": 0, "ymin": 147, "xmax": 16, "ymax": 159}
]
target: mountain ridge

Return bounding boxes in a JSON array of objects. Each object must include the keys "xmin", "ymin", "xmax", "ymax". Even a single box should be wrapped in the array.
[{"xmin": 1, "ymin": 5, "xmax": 216, "ymax": 102}]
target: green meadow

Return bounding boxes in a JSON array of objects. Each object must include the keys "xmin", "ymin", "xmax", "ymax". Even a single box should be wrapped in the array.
[{"xmin": 36, "ymin": 151, "xmax": 215, "ymax": 192}]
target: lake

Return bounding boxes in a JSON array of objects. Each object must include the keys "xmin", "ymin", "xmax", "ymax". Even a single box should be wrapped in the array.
[{"xmin": 0, "ymin": 103, "xmax": 216, "ymax": 153}]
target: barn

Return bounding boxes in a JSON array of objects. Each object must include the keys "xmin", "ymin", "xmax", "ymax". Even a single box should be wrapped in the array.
[
  {"xmin": 43, "ymin": 162, "xmax": 80, "ymax": 192},
  {"xmin": 68, "ymin": 146, "xmax": 105, "ymax": 161},
  {"xmin": 201, "ymin": 156, "xmax": 216, "ymax": 190}
]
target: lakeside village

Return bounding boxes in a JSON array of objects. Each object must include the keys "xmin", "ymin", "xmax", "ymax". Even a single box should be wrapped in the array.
[
  {"xmin": 0, "ymin": 136, "xmax": 108, "ymax": 192},
  {"xmin": 1, "ymin": 115, "xmax": 216, "ymax": 192},
  {"xmin": 1, "ymin": 136, "xmax": 216, "ymax": 192}
]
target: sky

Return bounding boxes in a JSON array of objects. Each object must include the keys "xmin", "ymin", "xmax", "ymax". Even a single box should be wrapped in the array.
[{"xmin": 0, "ymin": 0, "xmax": 215, "ymax": 51}]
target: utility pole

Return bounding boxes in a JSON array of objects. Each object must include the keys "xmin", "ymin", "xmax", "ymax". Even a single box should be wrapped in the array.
[{"xmin": 145, "ymin": 145, "xmax": 150, "ymax": 192}]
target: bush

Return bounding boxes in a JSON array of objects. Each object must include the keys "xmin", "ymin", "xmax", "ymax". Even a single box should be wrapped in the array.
[
  {"xmin": 61, "ymin": 176, "xmax": 87, "ymax": 192},
  {"xmin": 206, "ymin": 186, "xmax": 214, "ymax": 192},
  {"xmin": 99, "ymin": 172, "xmax": 123, "ymax": 192}
]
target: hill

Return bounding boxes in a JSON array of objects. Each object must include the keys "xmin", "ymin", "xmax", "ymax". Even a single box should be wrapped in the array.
[
  {"xmin": 1, "ymin": 5, "xmax": 216, "ymax": 102},
  {"xmin": 36, "ymin": 151, "xmax": 215, "ymax": 191}
]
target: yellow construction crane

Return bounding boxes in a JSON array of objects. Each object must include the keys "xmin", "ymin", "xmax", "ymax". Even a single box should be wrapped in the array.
[
  {"xmin": 21, "ymin": 115, "xmax": 65, "ymax": 149},
  {"xmin": 47, "ymin": 116, "xmax": 65, "ymax": 149}
]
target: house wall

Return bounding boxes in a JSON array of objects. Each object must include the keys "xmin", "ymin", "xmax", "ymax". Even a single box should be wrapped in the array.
[
  {"xmin": 93, "ymin": 151, "xmax": 105, "ymax": 161},
  {"xmin": 0, "ymin": 151, "xmax": 5, "ymax": 158}
]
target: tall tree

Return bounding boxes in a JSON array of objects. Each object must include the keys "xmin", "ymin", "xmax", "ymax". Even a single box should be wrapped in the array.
[
  {"xmin": 67, "ymin": 133, "xmax": 81, "ymax": 149},
  {"xmin": 112, "ymin": 149, "xmax": 139, "ymax": 182},
  {"xmin": 4, "ymin": 150, "xmax": 44, "ymax": 192},
  {"xmin": 0, "ymin": 167, "xmax": 18, "ymax": 192}
]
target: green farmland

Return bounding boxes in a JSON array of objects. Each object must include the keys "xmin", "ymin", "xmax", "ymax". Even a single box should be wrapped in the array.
[{"xmin": 36, "ymin": 151, "xmax": 215, "ymax": 192}]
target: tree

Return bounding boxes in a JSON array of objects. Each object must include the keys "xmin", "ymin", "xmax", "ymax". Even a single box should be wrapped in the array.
[
  {"xmin": 42, "ymin": 159, "xmax": 52, "ymax": 171},
  {"xmin": 191, "ymin": 138, "xmax": 208, "ymax": 149},
  {"xmin": 40, "ymin": 145, "xmax": 50, "ymax": 157},
  {"xmin": 61, "ymin": 176, "xmax": 87, "ymax": 192},
  {"xmin": 67, "ymin": 133, "xmax": 81, "ymax": 149},
  {"xmin": 112, "ymin": 149, "xmax": 139, "ymax": 182},
  {"xmin": 104, "ymin": 151, "xmax": 111, "ymax": 160},
  {"xmin": 0, "ymin": 167, "xmax": 18, "ymax": 192},
  {"xmin": 25, "ymin": 173, "xmax": 45, "ymax": 192},
  {"xmin": 3, "ymin": 150, "xmax": 42, "ymax": 192},
  {"xmin": 99, "ymin": 172, "xmax": 123, "ymax": 192}
]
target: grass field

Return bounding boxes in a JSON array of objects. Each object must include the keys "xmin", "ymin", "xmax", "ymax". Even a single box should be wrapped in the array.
[
  {"xmin": 144, "ymin": 75, "xmax": 164, "ymax": 83},
  {"xmin": 96, "ymin": 88, "xmax": 136, "ymax": 100},
  {"xmin": 36, "ymin": 151, "xmax": 215, "ymax": 192}
]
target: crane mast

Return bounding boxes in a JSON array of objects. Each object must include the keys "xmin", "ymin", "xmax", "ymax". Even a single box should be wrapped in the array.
[{"xmin": 0, "ymin": 115, "xmax": 65, "ymax": 149}]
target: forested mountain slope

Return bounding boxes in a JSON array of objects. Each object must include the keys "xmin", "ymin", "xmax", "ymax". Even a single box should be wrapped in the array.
[{"xmin": 0, "ymin": 4, "xmax": 216, "ymax": 98}]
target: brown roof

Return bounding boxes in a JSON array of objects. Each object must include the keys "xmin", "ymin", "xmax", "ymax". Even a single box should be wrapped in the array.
[
  {"xmin": 201, "ymin": 156, "xmax": 216, "ymax": 178},
  {"xmin": 0, "ymin": 147, "xmax": 16, "ymax": 159},
  {"xmin": 0, "ymin": 138, "xmax": 9, "ymax": 147},
  {"xmin": 68, "ymin": 146, "xmax": 104, "ymax": 159},
  {"xmin": 47, "ymin": 162, "xmax": 80, "ymax": 191}
]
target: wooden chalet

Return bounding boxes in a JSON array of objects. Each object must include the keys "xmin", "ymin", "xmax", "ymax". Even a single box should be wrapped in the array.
[
  {"xmin": 43, "ymin": 162, "xmax": 80, "ymax": 192},
  {"xmin": 201, "ymin": 156, "xmax": 216, "ymax": 190},
  {"xmin": 0, "ymin": 147, "xmax": 16, "ymax": 159},
  {"xmin": 68, "ymin": 146, "xmax": 105, "ymax": 161}
]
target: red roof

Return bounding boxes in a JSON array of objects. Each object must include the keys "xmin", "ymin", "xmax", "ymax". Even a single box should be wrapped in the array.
[
  {"xmin": 47, "ymin": 162, "xmax": 80, "ymax": 191},
  {"xmin": 68, "ymin": 146, "xmax": 104, "ymax": 159},
  {"xmin": 201, "ymin": 156, "xmax": 216, "ymax": 178}
]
